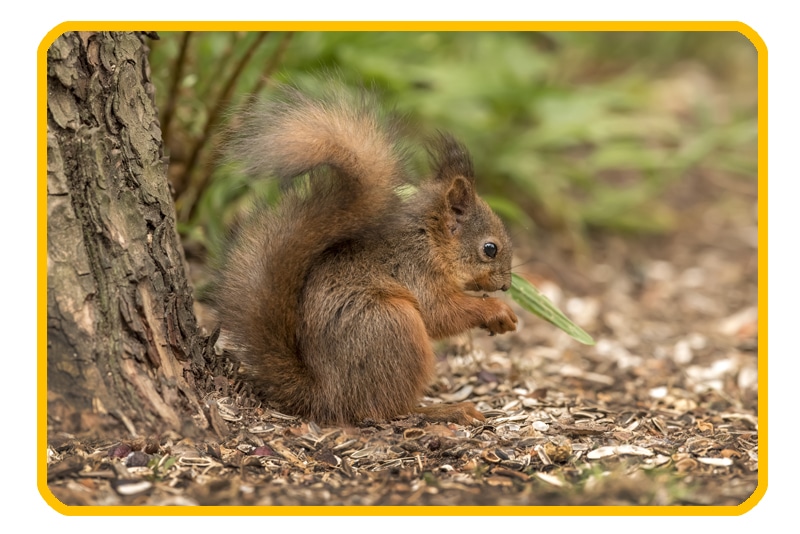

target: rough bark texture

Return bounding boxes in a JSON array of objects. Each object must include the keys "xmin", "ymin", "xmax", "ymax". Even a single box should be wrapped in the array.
[{"xmin": 46, "ymin": 31, "xmax": 207, "ymax": 437}]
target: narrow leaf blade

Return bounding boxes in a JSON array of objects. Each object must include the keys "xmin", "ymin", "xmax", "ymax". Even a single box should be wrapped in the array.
[{"xmin": 509, "ymin": 273, "xmax": 595, "ymax": 345}]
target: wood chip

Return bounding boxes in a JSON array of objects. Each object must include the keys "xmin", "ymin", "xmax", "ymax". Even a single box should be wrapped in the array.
[
  {"xmin": 697, "ymin": 457, "xmax": 734, "ymax": 467},
  {"xmin": 587, "ymin": 444, "xmax": 654, "ymax": 459},
  {"xmin": 535, "ymin": 472, "xmax": 567, "ymax": 487}
]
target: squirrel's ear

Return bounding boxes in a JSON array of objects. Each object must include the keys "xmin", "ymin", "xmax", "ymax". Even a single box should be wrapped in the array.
[
  {"xmin": 428, "ymin": 133, "xmax": 475, "ymax": 184},
  {"xmin": 428, "ymin": 133, "xmax": 477, "ymax": 234},
  {"xmin": 444, "ymin": 176, "xmax": 475, "ymax": 234}
]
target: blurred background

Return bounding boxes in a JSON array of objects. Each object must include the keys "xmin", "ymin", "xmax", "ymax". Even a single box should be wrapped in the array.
[{"xmin": 148, "ymin": 31, "xmax": 757, "ymax": 282}]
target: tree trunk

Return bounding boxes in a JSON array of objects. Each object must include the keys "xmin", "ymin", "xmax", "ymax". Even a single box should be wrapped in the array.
[{"xmin": 46, "ymin": 31, "xmax": 208, "ymax": 437}]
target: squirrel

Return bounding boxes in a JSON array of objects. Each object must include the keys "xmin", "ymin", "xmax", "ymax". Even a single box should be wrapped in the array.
[{"xmin": 212, "ymin": 81, "xmax": 518, "ymax": 426}]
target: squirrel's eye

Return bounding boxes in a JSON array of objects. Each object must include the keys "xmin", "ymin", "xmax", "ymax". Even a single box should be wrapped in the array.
[{"xmin": 483, "ymin": 242, "xmax": 498, "ymax": 259}]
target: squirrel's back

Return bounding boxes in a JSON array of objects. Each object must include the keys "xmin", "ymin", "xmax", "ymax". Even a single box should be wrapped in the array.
[{"xmin": 213, "ymin": 83, "xmax": 411, "ymax": 411}]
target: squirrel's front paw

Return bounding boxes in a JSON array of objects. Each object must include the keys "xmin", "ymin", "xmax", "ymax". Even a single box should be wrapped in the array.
[{"xmin": 482, "ymin": 298, "xmax": 518, "ymax": 335}]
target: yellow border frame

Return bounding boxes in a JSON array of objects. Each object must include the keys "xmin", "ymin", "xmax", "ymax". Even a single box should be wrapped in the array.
[{"xmin": 38, "ymin": 21, "xmax": 767, "ymax": 516}]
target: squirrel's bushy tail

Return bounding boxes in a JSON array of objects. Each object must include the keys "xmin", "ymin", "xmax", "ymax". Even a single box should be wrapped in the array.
[
  {"xmin": 214, "ymin": 82, "xmax": 410, "ymax": 408},
  {"xmin": 230, "ymin": 83, "xmax": 408, "ymax": 188}
]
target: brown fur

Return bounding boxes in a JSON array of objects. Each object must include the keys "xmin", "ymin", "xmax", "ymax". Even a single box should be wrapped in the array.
[{"xmin": 213, "ymin": 81, "xmax": 517, "ymax": 426}]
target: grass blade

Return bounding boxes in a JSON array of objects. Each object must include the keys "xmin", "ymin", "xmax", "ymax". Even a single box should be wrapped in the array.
[{"xmin": 509, "ymin": 273, "xmax": 595, "ymax": 345}]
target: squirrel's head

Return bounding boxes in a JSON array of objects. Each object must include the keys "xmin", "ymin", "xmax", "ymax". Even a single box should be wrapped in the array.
[
  {"xmin": 446, "ymin": 186, "xmax": 513, "ymax": 293},
  {"xmin": 427, "ymin": 134, "xmax": 513, "ymax": 293}
]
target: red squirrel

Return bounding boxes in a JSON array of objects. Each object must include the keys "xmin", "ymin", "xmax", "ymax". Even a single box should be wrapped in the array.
[{"xmin": 212, "ymin": 81, "xmax": 517, "ymax": 425}]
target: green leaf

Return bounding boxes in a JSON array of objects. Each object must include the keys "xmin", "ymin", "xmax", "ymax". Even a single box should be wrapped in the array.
[
  {"xmin": 161, "ymin": 456, "xmax": 178, "ymax": 471},
  {"xmin": 509, "ymin": 273, "xmax": 595, "ymax": 345}
]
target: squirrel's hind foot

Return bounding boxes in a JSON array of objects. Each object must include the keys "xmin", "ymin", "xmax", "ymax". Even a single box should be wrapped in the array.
[{"xmin": 414, "ymin": 401, "xmax": 485, "ymax": 426}]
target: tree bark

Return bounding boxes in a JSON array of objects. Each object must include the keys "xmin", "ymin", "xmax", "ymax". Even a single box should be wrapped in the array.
[{"xmin": 46, "ymin": 31, "xmax": 208, "ymax": 437}]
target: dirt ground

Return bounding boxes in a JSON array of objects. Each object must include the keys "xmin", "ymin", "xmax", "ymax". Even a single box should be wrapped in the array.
[{"xmin": 45, "ymin": 157, "xmax": 759, "ymax": 509}]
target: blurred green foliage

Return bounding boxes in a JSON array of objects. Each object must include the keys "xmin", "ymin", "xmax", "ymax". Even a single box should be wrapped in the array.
[{"xmin": 148, "ymin": 31, "xmax": 757, "ymax": 259}]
